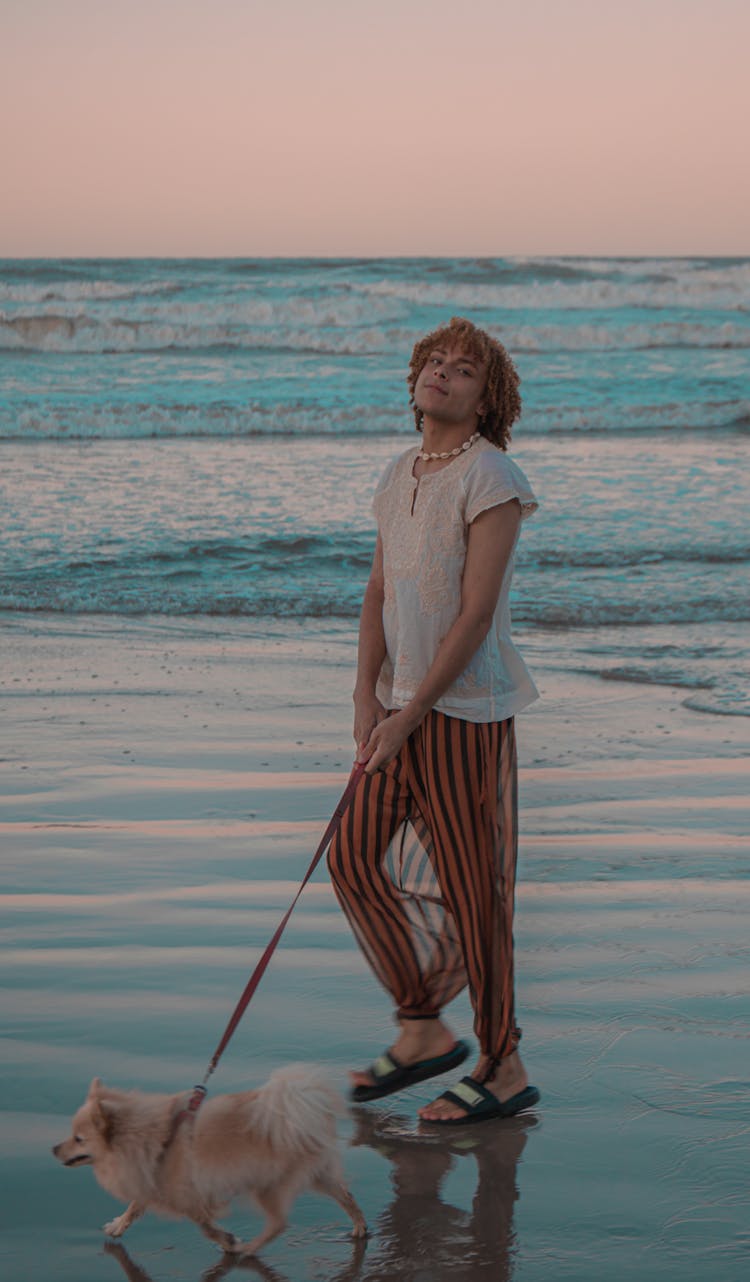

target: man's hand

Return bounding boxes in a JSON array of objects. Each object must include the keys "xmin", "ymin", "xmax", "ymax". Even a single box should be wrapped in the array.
[
  {"xmin": 353, "ymin": 690, "xmax": 387, "ymax": 758},
  {"xmin": 358, "ymin": 708, "xmax": 416, "ymax": 774}
]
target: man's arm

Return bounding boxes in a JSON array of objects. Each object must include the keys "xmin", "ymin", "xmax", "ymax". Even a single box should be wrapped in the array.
[
  {"xmin": 352, "ymin": 534, "xmax": 388, "ymax": 752},
  {"xmin": 360, "ymin": 499, "xmax": 521, "ymax": 773}
]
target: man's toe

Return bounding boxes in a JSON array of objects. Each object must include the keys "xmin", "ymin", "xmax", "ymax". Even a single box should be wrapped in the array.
[{"xmin": 349, "ymin": 1069, "xmax": 375, "ymax": 1089}]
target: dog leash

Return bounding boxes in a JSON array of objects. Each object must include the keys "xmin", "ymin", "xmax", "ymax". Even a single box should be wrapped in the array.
[{"xmin": 178, "ymin": 760, "xmax": 366, "ymax": 1123}]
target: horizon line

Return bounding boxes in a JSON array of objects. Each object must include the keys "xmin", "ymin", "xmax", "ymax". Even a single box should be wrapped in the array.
[{"xmin": 2, "ymin": 251, "xmax": 748, "ymax": 262}]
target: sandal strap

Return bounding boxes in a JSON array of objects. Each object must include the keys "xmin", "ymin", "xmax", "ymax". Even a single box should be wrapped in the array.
[
  {"xmin": 370, "ymin": 1051, "xmax": 402, "ymax": 1081},
  {"xmin": 440, "ymin": 1077, "xmax": 495, "ymax": 1111}
]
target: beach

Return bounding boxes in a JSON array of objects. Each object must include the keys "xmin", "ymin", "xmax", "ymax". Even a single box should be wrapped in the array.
[
  {"xmin": 1, "ymin": 254, "xmax": 748, "ymax": 1278},
  {"xmin": 1, "ymin": 612, "xmax": 748, "ymax": 1282}
]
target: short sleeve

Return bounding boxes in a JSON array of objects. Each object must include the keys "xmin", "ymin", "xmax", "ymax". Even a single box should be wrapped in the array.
[
  {"xmin": 464, "ymin": 450, "xmax": 539, "ymax": 526},
  {"xmin": 371, "ymin": 452, "xmax": 403, "ymax": 520}
]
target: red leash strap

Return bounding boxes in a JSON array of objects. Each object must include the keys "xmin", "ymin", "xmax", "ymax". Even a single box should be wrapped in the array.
[{"xmin": 201, "ymin": 761, "xmax": 365, "ymax": 1086}]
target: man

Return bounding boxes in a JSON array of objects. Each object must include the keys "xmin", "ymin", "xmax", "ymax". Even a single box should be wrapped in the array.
[{"xmin": 328, "ymin": 316, "xmax": 541, "ymax": 1124}]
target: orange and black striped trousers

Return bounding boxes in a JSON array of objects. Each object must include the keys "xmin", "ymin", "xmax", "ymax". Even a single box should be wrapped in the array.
[{"xmin": 328, "ymin": 708, "xmax": 522, "ymax": 1065}]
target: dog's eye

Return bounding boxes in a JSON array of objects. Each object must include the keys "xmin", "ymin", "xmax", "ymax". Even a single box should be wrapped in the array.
[{"xmin": 74, "ymin": 1134, "xmax": 84, "ymax": 1142}]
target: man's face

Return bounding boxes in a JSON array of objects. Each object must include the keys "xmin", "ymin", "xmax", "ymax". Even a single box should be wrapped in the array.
[{"xmin": 413, "ymin": 345, "xmax": 488, "ymax": 426}]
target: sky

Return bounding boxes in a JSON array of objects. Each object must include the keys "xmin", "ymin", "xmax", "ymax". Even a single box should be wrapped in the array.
[{"xmin": 2, "ymin": 0, "xmax": 748, "ymax": 257}]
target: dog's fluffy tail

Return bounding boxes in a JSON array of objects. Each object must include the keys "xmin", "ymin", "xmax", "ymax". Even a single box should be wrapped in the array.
[{"xmin": 251, "ymin": 1064, "xmax": 344, "ymax": 1155}]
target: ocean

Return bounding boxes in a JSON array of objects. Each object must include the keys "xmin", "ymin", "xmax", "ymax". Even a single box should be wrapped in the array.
[{"xmin": 1, "ymin": 255, "xmax": 748, "ymax": 715}]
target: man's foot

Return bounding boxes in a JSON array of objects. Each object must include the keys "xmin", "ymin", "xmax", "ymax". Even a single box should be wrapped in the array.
[
  {"xmin": 417, "ymin": 1051, "xmax": 530, "ymax": 1122},
  {"xmin": 350, "ymin": 1017, "xmax": 461, "ymax": 1098}
]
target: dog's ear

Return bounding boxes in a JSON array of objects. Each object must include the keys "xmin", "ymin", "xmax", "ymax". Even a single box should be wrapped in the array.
[
  {"xmin": 86, "ymin": 1078, "xmax": 117, "ymax": 1134},
  {"xmin": 89, "ymin": 1090, "xmax": 119, "ymax": 1140}
]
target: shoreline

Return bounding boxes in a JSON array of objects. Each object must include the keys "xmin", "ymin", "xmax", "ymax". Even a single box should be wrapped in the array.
[{"xmin": 1, "ymin": 612, "xmax": 748, "ymax": 1281}]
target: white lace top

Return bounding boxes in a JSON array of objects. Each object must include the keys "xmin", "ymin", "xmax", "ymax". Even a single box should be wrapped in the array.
[{"xmin": 372, "ymin": 436, "xmax": 540, "ymax": 723}]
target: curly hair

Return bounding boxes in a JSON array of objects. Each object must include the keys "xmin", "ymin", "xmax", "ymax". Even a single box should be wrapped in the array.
[{"xmin": 407, "ymin": 316, "xmax": 522, "ymax": 450}]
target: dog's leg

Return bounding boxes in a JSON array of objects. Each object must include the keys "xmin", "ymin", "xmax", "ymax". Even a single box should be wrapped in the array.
[
  {"xmin": 311, "ymin": 1173, "xmax": 368, "ymax": 1239},
  {"xmin": 230, "ymin": 1187, "xmax": 290, "ymax": 1257},
  {"xmin": 194, "ymin": 1218, "xmax": 240, "ymax": 1254},
  {"xmin": 103, "ymin": 1201, "xmax": 145, "ymax": 1238}
]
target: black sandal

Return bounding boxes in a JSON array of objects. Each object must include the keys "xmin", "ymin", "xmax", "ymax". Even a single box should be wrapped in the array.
[
  {"xmin": 351, "ymin": 1040, "xmax": 470, "ymax": 1103},
  {"xmin": 420, "ymin": 1076, "xmax": 541, "ymax": 1125}
]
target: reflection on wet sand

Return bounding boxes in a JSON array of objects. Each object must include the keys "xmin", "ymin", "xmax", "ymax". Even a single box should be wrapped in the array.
[
  {"xmin": 104, "ymin": 1236, "xmax": 368, "ymax": 1282},
  {"xmin": 351, "ymin": 1106, "xmax": 539, "ymax": 1282},
  {"xmin": 102, "ymin": 1105, "xmax": 538, "ymax": 1282}
]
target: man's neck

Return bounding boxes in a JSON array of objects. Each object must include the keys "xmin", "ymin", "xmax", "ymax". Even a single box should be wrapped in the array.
[{"xmin": 421, "ymin": 416, "xmax": 479, "ymax": 455}]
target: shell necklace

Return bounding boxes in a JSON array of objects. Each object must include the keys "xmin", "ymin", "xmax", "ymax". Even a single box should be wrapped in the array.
[{"xmin": 417, "ymin": 431, "xmax": 481, "ymax": 462}]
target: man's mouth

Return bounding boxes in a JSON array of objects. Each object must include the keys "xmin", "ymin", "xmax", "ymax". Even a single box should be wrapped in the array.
[{"xmin": 424, "ymin": 383, "xmax": 448, "ymax": 395}]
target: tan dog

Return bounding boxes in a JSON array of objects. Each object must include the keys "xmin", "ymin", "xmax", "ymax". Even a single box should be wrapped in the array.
[{"xmin": 52, "ymin": 1066, "xmax": 367, "ymax": 1256}]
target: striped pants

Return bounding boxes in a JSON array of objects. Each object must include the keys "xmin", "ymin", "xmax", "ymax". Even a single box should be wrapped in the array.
[{"xmin": 328, "ymin": 709, "xmax": 522, "ymax": 1067}]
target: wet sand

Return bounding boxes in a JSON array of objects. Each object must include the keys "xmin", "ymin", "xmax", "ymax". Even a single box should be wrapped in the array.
[{"xmin": 1, "ymin": 614, "xmax": 748, "ymax": 1282}]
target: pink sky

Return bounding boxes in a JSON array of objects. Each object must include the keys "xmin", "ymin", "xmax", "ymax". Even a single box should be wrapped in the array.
[{"xmin": 3, "ymin": 0, "xmax": 748, "ymax": 256}]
